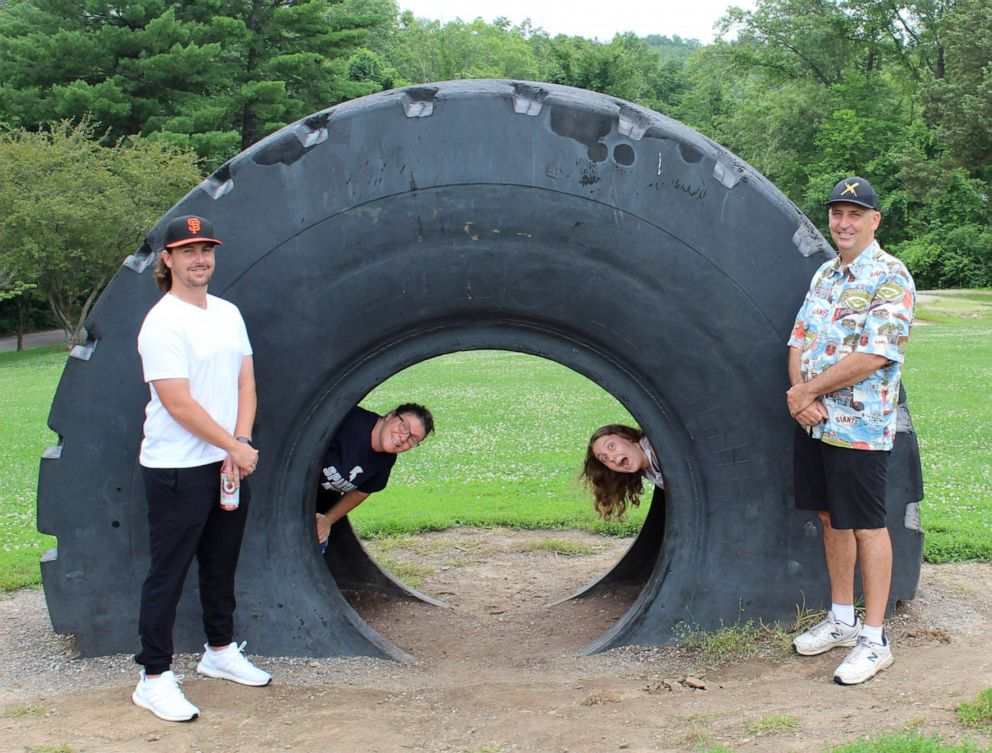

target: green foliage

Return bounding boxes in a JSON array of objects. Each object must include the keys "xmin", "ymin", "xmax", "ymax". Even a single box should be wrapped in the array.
[
  {"xmin": 0, "ymin": 0, "xmax": 386, "ymax": 165},
  {"xmin": 674, "ymin": 616, "xmax": 788, "ymax": 665},
  {"xmin": 0, "ymin": 0, "xmax": 989, "ymax": 285},
  {"xmin": 389, "ymin": 13, "xmax": 540, "ymax": 82},
  {"xmin": 923, "ymin": 0, "xmax": 992, "ymax": 183},
  {"xmin": 684, "ymin": 0, "xmax": 992, "ymax": 288},
  {"xmin": 743, "ymin": 714, "xmax": 800, "ymax": 736},
  {"xmin": 906, "ymin": 292, "xmax": 992, "ymax": 562},
  {"xmin": 346, "ymin": 47, "xmax": 402, "ymax": 90},
  {"xmin": 719, "ymin": 0, "xmax": 861, "ymax": 86},
  {"xmin": 708, "ymin": 732, "xmax": 992, "ymax": 753},
  {"xmin": 890, "ymin": 167, "xmax": 992, "ymax": 288},
  {"xmin": 829, "ymin": 730, "xmax": 989, "ymax": 753},
  {"xmin": 347, "ymin": 47, "xmax": 384, "ymax": 80},
  {"xmin": 0, "ymin": 345, "xmax": 62, "ymax": 590},
  {"xmin": 898, "ymin": 228, "xmax": 992, "ymax": 290},
  {"xmin": 383, "ymin": 15, "xmax": 693, "ymax": 115},
  {"xmin": 2, "ymin": 703, "xmax": 45, "ymax": 718},
  {"xmin": 539, "ymin": 31, "xmax": 690, "ymax": 113},
  {"xmin": 0, "ymin": 279, "xmax": 34, "ymax": 305},
  {"xmin": 0, "ymin": 293, "xmax": 55, "ymax": 348},
  {"xmin": 643, "ymin": 34, "xmax": 702, "ymax": 64},
  {"xmin": 516, "ymin": 538, "xmax": 598, "ymax": 556},
  {"xmin": 957, "ymin": 687, "xmax": 992, "ymax": 733},
  {"xmin": 365, "ymin": 554, "xmax": 432, "ymax": 589},
  {"xmin": 545, "ymin": 33, "xmax": 651, "ymax": 102},
  {"xmin": 0, "ymin": 121, "xmax": 201, "ymax": 345}
]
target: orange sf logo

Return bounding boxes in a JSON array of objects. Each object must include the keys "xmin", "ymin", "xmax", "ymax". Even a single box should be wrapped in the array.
[{"xmin": 187, "ymin": 218, "xmax": 202, "ymax": 234}]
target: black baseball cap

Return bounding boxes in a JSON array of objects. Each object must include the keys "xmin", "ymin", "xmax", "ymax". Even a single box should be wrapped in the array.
[
  {"xmin": 826, "ymin": 177, "xmax": 879, "ymax": 210},
  {"xmin": 163, "ymin": 215, "xmax": 223, "ymax": 249}
]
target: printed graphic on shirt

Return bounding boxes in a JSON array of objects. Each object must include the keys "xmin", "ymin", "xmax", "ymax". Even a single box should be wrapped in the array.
[
  {"xmin": 317, "ymin": 406, "xmax": 397, "ymax": 500},
  {"xmin": 321, "ymin": 465, "xmax": 358, "ymax": 493}
]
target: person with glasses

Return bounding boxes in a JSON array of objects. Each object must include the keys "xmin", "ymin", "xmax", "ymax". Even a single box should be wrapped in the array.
[
  {"xmin": 580, "ymin": 424, "xmax": 664, "ymax": 522},
  {"xmin": 315, "ymin": 403, "xmax": 434, "ymax": 551}
]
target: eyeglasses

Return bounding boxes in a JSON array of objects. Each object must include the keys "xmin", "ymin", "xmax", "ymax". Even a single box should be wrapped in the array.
[{"xmin": 397, "ymin": 417, "xmax": 425, "ymax": 448}]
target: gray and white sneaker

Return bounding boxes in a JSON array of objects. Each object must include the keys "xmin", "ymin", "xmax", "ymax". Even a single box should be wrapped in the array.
[
  {"xmin": 793, "ymin": 611, "xmax": 862, "ymax": 656},
  {"xmin": 197, "ymin": 641, "xmax": 272, "ymax": 686},
  {"xmin": 833, "ymin": 635, "xmax": 894, "ymax": 685},
  {"xmin": 132, "ymin": 670, "xmax": 200, "ymax": 722}
]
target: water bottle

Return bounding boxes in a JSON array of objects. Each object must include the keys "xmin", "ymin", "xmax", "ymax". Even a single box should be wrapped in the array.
[{"xmin": 220, "ymin": 468, "xmax": 240, "ymax": 511}]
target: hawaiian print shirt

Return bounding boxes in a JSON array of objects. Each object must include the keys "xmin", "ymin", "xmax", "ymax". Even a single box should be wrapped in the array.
[{"xmin": 788, "ymin": 241, "xmax": 915, "ymax": 450}]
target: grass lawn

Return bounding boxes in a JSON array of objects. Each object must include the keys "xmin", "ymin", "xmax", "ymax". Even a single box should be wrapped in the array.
[
  {"xmin": 1, "ymin": 290, "xmax": 990, "ymax": 590},
  {"xmin": 765, "ymin": 729, "xmax": 990, "ymax": 753},
  {"xmin": 354, "ymin": 349, "xmax": 645, "ymax": 539},
  {"xmin": 0, "ymin": 345, "xmax": 64, "ymax": 590},
  {"xmin": 907, "ymin": 290, "xmax": 992, "ymax": 561}
]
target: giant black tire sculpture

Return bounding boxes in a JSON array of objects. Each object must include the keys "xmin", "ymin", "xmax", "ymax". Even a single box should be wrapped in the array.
[{"xmin": 38, "ymin": 80, "xmax": 924, "ymax": 660}]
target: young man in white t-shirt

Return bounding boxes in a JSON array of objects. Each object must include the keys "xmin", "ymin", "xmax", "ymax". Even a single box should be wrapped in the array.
[{"xmin": 132, "ymin": 215, "xmax": 271, "ymax": 722}]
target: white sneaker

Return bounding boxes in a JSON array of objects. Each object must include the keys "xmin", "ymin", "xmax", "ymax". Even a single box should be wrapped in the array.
[
  {"xmin": 197, "ymin": 641, "xmax": 272, "ymax": 686},
  {"xmin": 132, "ymin": 670, "xmax": 200, "ymax": 722},
  {"xmin": 833, "ymin": 636, "xmax": 894, "ymax": 685},
  {"xmin": 793, "ymin": 611, "xmax": 862, "ymax": 656}
]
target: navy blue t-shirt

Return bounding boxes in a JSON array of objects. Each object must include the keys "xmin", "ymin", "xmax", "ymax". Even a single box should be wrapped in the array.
[{"xmin": 316, "ymin": 406, "xmax": 396, "ymax": 514}]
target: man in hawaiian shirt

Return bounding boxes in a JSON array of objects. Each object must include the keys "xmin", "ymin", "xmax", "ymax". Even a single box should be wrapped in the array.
[{"xmin": 786, "ymin": 176, "xmax": 915, "ymax": 685}]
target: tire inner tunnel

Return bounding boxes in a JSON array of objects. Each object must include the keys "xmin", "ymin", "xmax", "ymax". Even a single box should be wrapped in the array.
[{"xmin": 314, "ymin": 347, "xmax": 671, "ymax": 657}]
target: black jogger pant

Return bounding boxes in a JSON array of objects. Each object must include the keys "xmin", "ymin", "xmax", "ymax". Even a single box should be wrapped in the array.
[{"xmin": 134, "ymin": 462, "xmax": 251, "ymax": 675}]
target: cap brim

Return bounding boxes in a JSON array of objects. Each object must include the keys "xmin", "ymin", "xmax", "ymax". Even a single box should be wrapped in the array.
[
  {"xmin": 825, "ymin": 199, "xmax": 877, "ymax": 210},
  {"xmin": 164, "ymin": 237, "xmax": 223, "ymax": 248}
]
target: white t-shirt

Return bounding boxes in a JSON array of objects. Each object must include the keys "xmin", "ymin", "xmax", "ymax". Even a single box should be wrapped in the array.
[{"xmin": 138, "ymin": 293, "xmax": 252, "ymax": 468}]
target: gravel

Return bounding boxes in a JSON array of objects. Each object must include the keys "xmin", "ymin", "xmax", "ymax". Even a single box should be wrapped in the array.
[{"xmin": 0, "ymin": 588, "xmax": 409, "ymax": 704}]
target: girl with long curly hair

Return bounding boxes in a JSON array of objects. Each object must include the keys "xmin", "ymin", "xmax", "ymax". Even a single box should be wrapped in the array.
[{"xmin": 580, "ymin": 424, "xmax": 664, "ymax": 522}]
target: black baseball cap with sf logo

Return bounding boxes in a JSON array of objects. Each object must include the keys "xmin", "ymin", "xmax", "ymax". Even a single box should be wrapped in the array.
[
  {"xmin": 826, "ymin": 177, "xmax": 879, "ymax": 210},
  {"xmin": 163, "ymin": 215, "xmax": 223, "ymax": 249}
]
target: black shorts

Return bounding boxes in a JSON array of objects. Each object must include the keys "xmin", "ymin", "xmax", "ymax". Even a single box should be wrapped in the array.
[{"xmin": 793, "ymin": 425, "xmax": 890, "ymax": 530}]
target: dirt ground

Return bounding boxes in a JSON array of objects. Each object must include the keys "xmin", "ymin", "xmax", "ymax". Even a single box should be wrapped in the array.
[{"xmin": 2, "ymin": 528, "xmax": 992, "ymax": 753}]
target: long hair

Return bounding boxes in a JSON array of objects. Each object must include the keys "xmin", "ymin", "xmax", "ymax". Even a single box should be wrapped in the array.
[
  {"xmin": 580, "ymin": 424, "xmax": 647, "ymax": 522},
  {"xmin": 153, "ymin": 253, "xmax": 172, "ymax": 292}
]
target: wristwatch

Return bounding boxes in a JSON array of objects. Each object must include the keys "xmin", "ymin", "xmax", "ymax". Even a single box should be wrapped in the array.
[{"xmin": 236, "ymin": 436, "xmax": 252, "ymax": 444}]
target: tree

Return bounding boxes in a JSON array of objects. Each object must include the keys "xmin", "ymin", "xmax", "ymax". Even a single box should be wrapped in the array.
[
  {"xmin": 346, "ymin": 47, "xmax": 403, "ymax": 89},
  {"xmin": 719, "ymin": 0, "xmax": 950, "ymax": 85},
  {"xmin": 389, "ymin": 13, "xmax": 541, "ymax": 83},
  {"xmin": 0, "ymin": 275, "xmax": 37, "ymax": 351},
  {"xmin": 0, "ymin": 121, "xmax": 202, "ymax": 346},
  {"xmin": 0, "ymin": 0, "xmax": 383, "ymax": 166},
  {"xmin": 643, "ymin": 33, "xmax": 703, "ymax": 64},
  {"xmin": 699, "ymin": 1, "xmax": 943, "ymax": 215},
  {"xmin": 676, "ymin": 0, "xmax": 992, "ymax": 290},
  {"xmin": 330, "ymin": 0, "xmax": 398, "ymax": 55},
  {"xmin": 719, "ymin": 0, "xmax": 861, "ymax": 86},
  {"xmin": 922, "ymin": 0, "xmax": 992, "ymax": 182},
  {"xmin": 544, "ymin": 33, "xmax": 649, "ymax": 102}
]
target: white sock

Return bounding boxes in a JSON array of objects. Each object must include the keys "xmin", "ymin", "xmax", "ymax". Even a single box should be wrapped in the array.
[
  {"xmin": 862, "ymin": 624, "xmax": 884, "ymax": 645},
  {"xmin": 832, "ymin": 603, "xmax": 856, "ymax": 627}
]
